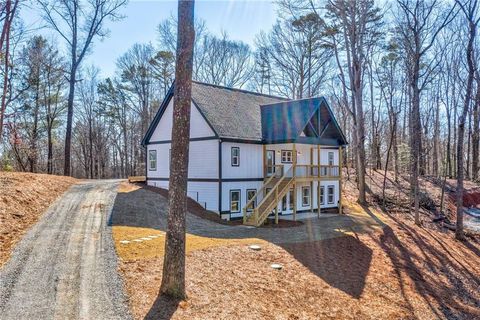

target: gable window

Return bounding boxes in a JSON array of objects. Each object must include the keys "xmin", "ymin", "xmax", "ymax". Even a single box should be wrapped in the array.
[
  {"xmin": 230, "ymin": 190, "xmax": 241, "ymax": 213},
  {"xmin": 319, "ymin": 186, "xmax": 325, "ymax": 205},
  {"xmin": 149, "ymin": 150, "xmax": 157, "ymax": 171},
  {"xmin": 302, "ymin": 186, "xmax": 311, "ymax": 207},
  {"xmin": 231, "ymin": 147, "xmax": 240, "ymax": 166},
  {"xmin": 328, "ymin": 152, "xmax": 334, "ymax": 166},
  {"xmin": 246, "ymin": 189, "xmax": 256, "ymax": 212},
  {"xmin": 281, "ymin": 150, "xmax": 293, "ymax": 163},
  {"xmin": 327, "ymin": 185, "xmax": 335, "ymax": 204}
]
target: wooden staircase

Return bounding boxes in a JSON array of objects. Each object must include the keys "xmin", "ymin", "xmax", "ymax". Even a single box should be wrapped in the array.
[{"xmin": 243, "ymin": 167, "xmax": 294, "ymax": 226}]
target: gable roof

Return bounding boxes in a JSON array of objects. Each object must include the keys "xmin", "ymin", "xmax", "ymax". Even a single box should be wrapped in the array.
[
  {"xmin": 142, "ymin": 82, "xmax": 347, "ymax": 146},
  {"xmin": 261, "ymin": 97, "xmax": 348, "ymax": 146},
  {"xmin": 191, "ymin": 82, "xmax": 286, "ymax": 141}
]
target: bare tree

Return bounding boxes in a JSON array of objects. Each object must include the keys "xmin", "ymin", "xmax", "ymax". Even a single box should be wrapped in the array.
[
  {"xmin": 325, "ymin": 0, "xmax": 383, "ymax": 204},
  {"xmin": 0, "ymin": 0, "xmax": 19, "ymax": 140},
  {"xmin": 38, "ymin": 0, "xmax": 126, "ymax": 176},
  {"xmin": 454, "ymin": 0, "xmax": 479, "ymax": 240},
  {"xmin": 395, "ymin": 0, "xmax": 457, "ymax": 225},
  {"xmin": 160, "ymin": 0, "xmax": 195, "ymax": 299}
]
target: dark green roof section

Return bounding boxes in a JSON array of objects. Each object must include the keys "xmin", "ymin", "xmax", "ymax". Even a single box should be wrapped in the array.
[{"xmin": 260, "ymin": 97, "xmax": 348, "ymax": 146}]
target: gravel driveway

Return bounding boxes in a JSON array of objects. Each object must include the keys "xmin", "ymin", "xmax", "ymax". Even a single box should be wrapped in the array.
[{"xmin": 0, "ymin": 180, "xmax": 131, "ymax": 320}]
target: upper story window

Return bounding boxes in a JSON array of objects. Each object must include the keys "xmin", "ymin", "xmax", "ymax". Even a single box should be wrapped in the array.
[
  {"xmin": 231, "ymin": 147, "xmax": 240, "ymax": 166},
  {"xmin": 328, "ymin": 151, "xmax": 334, "ymax": 166},
  {"xmin": 149, "ymin": 150, "xmax": 157, "ymax": 171},
  {"xmin": 281, "ymin": 150, "xmax": 293, "ymax": 163}
]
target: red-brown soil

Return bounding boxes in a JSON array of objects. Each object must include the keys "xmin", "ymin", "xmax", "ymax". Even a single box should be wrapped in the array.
[
  {"xmin": 0, "ymin": 172, "xmax": 77, "ymax": 267},
  {"xmin": 121, "ymin": 216, "xmax": 480, "ymax": 320},
  {"xmin": 118, "ymin": 174, "xmax": 480, "ymax": 320}
]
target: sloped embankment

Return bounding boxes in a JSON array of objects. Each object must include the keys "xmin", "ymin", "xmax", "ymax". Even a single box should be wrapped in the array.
[{"xmin": 0, "ymin": 172, "xmax": 77, "ymax": 267}]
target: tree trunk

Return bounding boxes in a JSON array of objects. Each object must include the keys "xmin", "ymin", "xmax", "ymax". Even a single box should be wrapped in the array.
[
  {"xmin": 0, "ymin": 0, "xmax": 13, "ymax": 140},
  {"xmin": 456, "ymin": 17, "xmax": 476, "ymax": 241},
  {"xmin": 64, "ymin": 65, "xmax": 77, "ymax": 176},
  {"xmin": 160, "ymin": 0, "xmax": 195, "ymax": 299},
  {"xmin": 47, "ymin": 123, "xmax": 53, "ymax": 174},
  {"xmin": 472, "ymin": 77, "xmax": 479, "ymax": 181}
]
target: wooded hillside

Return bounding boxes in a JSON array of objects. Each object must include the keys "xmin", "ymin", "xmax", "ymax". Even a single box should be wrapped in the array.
[{"xmin": 0, "ymin": 1, "xmax": 479, "ymax": 235}]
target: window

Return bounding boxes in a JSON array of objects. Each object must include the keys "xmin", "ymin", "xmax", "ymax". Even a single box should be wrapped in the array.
[
  {"xmin": 319, "ymin": 186, "xmax": 325, "ymax": 205},
  {"xmin": 328, "ymin": 152, "xmax": 334, "ymax": 166},
  {"xmin": 281, "ymin": 150, "xmax": 293, "ymax": 163},
  {"xmin": 327, "ymin": 185, "xmax": 335, "ymax": 204},
  {"xmin": 230, "ymin": 190, "xmax": 241, "ymax": 213},
  {"xmin": 149, "ymin": 150, "xmax": 157, "ymax": 171},
  {"xmin": 246, "ymin": 189, "xmax": 256, "ymax": 212},
  {"xmin": 231, "ymin": 147, "xmax": 240, "ymax": 166},
  {"xmin": 302, "ymin": 186, "xmax": 311, "ymax": 207}
]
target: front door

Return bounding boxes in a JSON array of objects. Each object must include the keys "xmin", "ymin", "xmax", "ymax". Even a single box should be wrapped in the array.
[{"xmin": 266, "ymin": 150, "xmax": 275, "ymax": 176}]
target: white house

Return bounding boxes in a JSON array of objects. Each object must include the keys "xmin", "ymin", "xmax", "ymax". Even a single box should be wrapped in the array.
[{"xmin": 142, "ymin": 82, "xmax": 348, "ymax": 226}]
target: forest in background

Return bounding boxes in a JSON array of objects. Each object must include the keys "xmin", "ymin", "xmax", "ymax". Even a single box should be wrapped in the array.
[{"xmin": 0, "ymin": 0, "xmax": 479, "ymax": 233}]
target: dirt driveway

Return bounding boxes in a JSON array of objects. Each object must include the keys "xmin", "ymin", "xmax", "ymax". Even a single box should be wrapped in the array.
[
  {"xmin": 111, "ymin": 185, "xmax": 384, "ymax": 244},
  {"xmin": 0, "ymin": 180, "xmax": 131, "ymax": 320}
]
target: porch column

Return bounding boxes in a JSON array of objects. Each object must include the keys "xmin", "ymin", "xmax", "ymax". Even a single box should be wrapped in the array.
[
  {"xmin": 339, "ymin": 146, "xmax": 343, "ymax": 214},
  {"xmin": 293, "ymin": 143, "xmax": 297, "ymax": 221},
  {"xmin": 310, "ymin": 147, "xmax": 313, "ymax": 214},
  {"xmin": 275, "ymin": 187, "xmax": 279, "ymax": 224},
  {"xmin": 317, "ymin": 145, "xmax": 321, "ymax": 218},
  {"xmin": 263, "ymin": 144, "xmax": 266, "ymax": 178}
]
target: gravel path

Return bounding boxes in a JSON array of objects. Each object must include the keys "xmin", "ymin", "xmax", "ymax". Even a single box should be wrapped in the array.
[{"xmin": 0, "ymin": 180, "xmax": 131, "ymax": 320}]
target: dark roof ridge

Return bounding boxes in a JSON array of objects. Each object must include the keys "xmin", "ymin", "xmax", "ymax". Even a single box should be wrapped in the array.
[
  {"xmin": 192, "ymin": 80, "xmax": 288, "ymax": 101},
  {"xmin": 260, "ymin": 96, "xmax": 325, "ymax": 107}
]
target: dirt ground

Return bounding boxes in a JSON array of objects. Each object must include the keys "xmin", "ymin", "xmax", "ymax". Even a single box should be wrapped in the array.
[
  {"xmin": 113, "ymin": 181, "xmax": 480, "ymax": 320},
  {"xmin": 0, "ymin": 172, "xmax": 77, "ymax": 267}
]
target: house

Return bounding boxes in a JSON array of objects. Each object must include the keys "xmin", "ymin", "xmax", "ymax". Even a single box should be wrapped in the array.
[{"xmin": 141, "ymin": 82, "xmax": 348, "ymax": 226}]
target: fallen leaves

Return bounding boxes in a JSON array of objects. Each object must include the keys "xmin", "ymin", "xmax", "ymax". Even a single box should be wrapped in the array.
[{"xmin": 0, "ymin": 172, "xmax": 77, "ymax": 268}]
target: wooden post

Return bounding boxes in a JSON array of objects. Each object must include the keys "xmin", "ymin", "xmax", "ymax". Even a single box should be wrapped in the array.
[
  {"xmin": 317, "ymin": 145, "xmax": 321, "ymax": 218},
  {"xmin": 263, "ymin": 144, "xmax": 267, "ymax": 178},
  {"xmin": 310, "ymin": 147, "xmax": 313, "ymax": 214},
  {"xmin": 293, "ymin": 143, "xmax": 297, "ymax": 221},
  {"xmin": 275, "ymin": 187, "xmax": 279, "ymax": 224},
  {"xmin": 339, "ymin": 146, "xmax": 343, "ymax": 214}
]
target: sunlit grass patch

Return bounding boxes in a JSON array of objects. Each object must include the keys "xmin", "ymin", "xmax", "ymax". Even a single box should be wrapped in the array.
[{"xmin": 112, "ymin": 225, "xmax": 265, "ymax": 262}]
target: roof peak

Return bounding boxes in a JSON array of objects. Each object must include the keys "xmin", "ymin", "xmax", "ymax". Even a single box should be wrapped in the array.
[
  {"xmin": 260, "ymin": 96, "xmax": 325, "ymax": 107},
  {"xmin": 192, "ymin": 81, "xmax": 288, "ymax": 101}
]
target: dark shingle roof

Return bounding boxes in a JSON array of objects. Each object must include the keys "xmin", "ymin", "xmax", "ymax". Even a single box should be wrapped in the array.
[
  {"xmin": 191, "ymin": 82, "xmax": 286, "ymax": 141},
  {"xmin": 142, "ymin": 82, "xmax": 347, "ymax": 146}
]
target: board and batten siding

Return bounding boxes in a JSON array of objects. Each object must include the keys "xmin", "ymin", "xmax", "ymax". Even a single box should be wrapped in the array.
[
  {"xmin": 221, "ymin": 142, "xmax": 263, "ymax": 179},
  {"xmin": 147, "ymin": 180, "xmax": 219, "ymax": 212},
  {"xmin": 221, "ymin": 181, "xmax": 264, "ymax": 219},
  {"xmin": 146, "ymin": 98, "xmax": 220, "ymax": 212},
  {"xmin": 147, "ymin": 140, "xmax": 219, "ymax": 178},
  {"xmin": 149, "ymin": 99, "xmax": 216, "ymax": 141}
]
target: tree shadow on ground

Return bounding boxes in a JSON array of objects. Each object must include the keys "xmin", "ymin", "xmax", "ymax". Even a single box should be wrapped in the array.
[
  {"xmin": 110, "ymin": 185, "xmax": 381, "ymax": 318},
  {"xmin": 280, "ymin": 235, "xmax": 372, "ymax": 298},
  {"xmin": 371, "ymin": 209, "xmax": 480, "ymax": 320},
  {"xmin": 143, "ymin": 295, "xmax": 179, "ymax": 320}
]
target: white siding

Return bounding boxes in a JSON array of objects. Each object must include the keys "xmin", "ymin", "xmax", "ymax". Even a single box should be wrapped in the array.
[
  {"xmin": 149, "ymin": 100, "xmax": 215, "ymax": 142},
  {"xmin": 148, "ymin": 180, "xmax": 219, "ymax": 212},
  {"xmin": 147, "ymin": 139, "xmax": 219, "ymax": 179},
  {"xmin": 221, "ymin": 142, "xmax": 263, "ymax": 179},
  {"xmin": 221, "ymin": 181, "xmax": 263, "ymax": 218}
]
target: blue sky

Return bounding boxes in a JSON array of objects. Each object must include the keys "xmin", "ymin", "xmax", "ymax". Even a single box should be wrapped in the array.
[{"xmin": 22, "ymin": 0, "xmax": 277, "ymax": 77}]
